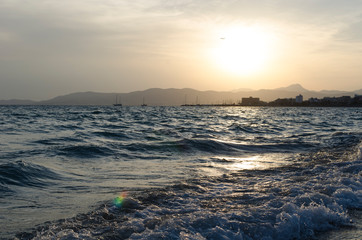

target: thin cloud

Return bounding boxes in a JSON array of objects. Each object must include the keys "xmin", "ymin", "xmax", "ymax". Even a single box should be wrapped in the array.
[{"xmin": 334, "ymin": 19, "xmax": 362, "ymax": 42}]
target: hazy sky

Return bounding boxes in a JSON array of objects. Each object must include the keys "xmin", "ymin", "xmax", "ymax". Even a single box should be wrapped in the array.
[{"xmin": 1, "ymin": 0, "xmax": 362, "ymax": 100}]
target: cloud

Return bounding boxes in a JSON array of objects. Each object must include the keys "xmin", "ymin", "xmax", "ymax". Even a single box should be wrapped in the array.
[
  {"xmin": 2, "ymin": 0, "xmax": 360, "ymax": 60},
  {"xmin": 1, "ymin": 0, "xmax": 362, "ymax": 99},
  {"xmin": 0, "ymin": 1, "xmax": 199, "ymax": 58},
  {"xmin": 334, "ymin": 19, "xmax": 362, "ymax": 42}
]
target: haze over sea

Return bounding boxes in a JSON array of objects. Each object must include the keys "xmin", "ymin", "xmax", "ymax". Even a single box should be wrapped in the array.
[{"xmin": 0, "ymin": 105, "xmax": 361, "ymax": 239}]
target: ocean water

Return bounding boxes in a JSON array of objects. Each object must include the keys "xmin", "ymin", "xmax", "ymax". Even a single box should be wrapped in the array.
[{"xmin": 0, "ymin": 106, "xmax": 361, "ymax": 240}]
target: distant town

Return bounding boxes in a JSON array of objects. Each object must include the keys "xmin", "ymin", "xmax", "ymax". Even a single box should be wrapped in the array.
[{"xmin": 182, "ymin": 94, "xmax": 362, "ymax": 107}]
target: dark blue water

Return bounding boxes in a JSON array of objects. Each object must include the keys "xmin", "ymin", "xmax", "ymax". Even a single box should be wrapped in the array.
[{"xmin": 0, "ymin": 106, "xmax": 361, "ymax": 239}]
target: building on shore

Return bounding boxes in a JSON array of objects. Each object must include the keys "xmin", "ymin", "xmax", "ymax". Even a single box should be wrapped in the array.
[
  {"xmin": 296, "ymin": 94, "xmax": 303, "ymax": 103},
  {"xmin": 308, "ymin": 97, "xmax": 319, "ymax": 103},
  {"xmin": 269, "ymin": 98, "xmax": 295, "ymax": 106},
  {"xmin": 241, "ymin": 97, "xmax": 260, "ymax": 106}
]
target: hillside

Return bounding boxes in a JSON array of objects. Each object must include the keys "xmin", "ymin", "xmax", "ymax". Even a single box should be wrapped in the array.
[{"xmin": 1, "ymin": 84, "xmax": 361, "ymax": 106}]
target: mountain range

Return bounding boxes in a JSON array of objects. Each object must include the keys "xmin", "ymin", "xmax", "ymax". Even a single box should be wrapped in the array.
[{"xmin": 1, "ymin": 84, "xmax": 361, "ymax": 106}]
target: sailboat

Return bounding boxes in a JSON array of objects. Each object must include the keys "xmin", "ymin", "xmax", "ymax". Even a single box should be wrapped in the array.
[
  {"xmin": 113, "ymin": 95, "xmax": 122, "ymax": 106},
  {"xmin": 141, "ymin": 97, "xmax": 147, "ymax": 106}
]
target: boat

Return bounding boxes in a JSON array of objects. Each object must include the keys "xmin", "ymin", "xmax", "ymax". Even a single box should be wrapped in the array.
[
  {"xmin": 141, "ymin": 97, "xmax": 147, "ymax": 107},
  {"xmin": 113, "ymin": 95, "xmax": 122, "ymax": 106}
]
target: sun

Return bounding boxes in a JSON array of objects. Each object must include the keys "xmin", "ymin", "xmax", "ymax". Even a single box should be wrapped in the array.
[{"xmin": 210, "ymin": 26, "xmax": 275, "ymax": 76}]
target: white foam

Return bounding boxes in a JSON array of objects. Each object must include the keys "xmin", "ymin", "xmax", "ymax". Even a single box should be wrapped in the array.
[{"xmin": 19, "ymin": 142, "xmax": 362, "ymax": 240}]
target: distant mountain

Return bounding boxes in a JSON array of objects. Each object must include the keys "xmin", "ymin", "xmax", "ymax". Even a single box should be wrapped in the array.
[
  {"xmin": 1, "ymin": 84, "xmax": 361, "ymax": 106},
  {"xmin": 0, "ymin": 99, "xmax": 36, "ymax": 105},
  {"xmin": 232, "ymin": 87, "xmax": 254, "ymax": 93},
  {"xmin": 319, "ymin": 89, "xmax": 350, "ymax": 95},
  {"xmin": 274, "ymin": 84, "xmax": 309, "ymax": 92},
  {"xmin": 40, "ymin": 92, "xmax": 116, "ymax": 105},
  {"xmin": 356, "ymin": 89, "xmax": 362, "ymax": 95},
  {"xmin": 35, "ymin": 88, "xmax": 248, "ymax": 106}
]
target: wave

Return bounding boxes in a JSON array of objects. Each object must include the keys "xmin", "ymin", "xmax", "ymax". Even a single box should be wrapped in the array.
[
  {"xmin": 92, "ymin": 131, "xmax": 130, "ymax": 140},
  {"xmin": 34, "ymin": 136, "xmax": 82, "ymax": 145},
  {"xmin": 15, "ymin": 143, "xmax": 362, "ymax": 239},
  {"xmin": 57, "ymin": 145, "xmax": 114, "ymax": 158},
  {"xmin": 0, "ymin": 161, "xmax": 62, "ymax": 189},
  {"xmin": 228, "ymin": 122, "xmax": 284, "ymax": 134},
  {"xmin": 122, "ymin": 138, "xmax": 316, "ymax": 156}
]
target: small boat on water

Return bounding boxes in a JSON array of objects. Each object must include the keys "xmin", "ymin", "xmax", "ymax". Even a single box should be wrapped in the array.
[
  {"xmin": 141, "ymin": 97, "xmax": 147, "ymax": 107},
  {"xmin": 113, "ymin": 95, "xmax": 122, "ymax": 106}
]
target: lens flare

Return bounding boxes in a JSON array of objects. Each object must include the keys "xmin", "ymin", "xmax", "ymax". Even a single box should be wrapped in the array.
[{"xmin": 113, "ymin": 191, "xmax": 128, "ymax": 208}]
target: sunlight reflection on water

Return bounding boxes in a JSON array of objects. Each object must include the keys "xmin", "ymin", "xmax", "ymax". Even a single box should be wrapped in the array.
[{"xmin": 199, "ymin": 153, "xmax": 292, "ymax": 176}]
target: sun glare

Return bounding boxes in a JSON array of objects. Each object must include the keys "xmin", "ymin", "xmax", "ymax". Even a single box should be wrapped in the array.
[{"xmin": 211, "ymin": 26, "xmax": 275, "ymax": 76}]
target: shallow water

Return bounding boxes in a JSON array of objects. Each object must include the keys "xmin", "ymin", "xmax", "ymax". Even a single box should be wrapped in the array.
[{"xmin": 0, "ymin": 106, "xmax": 361, "ymax": 239}]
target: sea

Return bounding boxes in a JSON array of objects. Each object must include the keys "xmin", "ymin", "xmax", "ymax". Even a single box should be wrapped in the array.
[{"xmin": 0, "ymin": 106, "xmax": 361, "ymax": 240}]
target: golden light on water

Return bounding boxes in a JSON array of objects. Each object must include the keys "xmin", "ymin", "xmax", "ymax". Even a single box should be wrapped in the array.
[
  {"xmin": 224, "ymin": 156, "xmax": 262, "ymax": 170},
  {"xmin": 200, "ymin": 156, "xmax": 264, "ymax": 176},
  {"xmin": 200, "ymin": 154, "xmax": 291, "ymax": 176},
  {"xmin": 210, "ymin": 25, "xmax": 277, "ymax": 76}
]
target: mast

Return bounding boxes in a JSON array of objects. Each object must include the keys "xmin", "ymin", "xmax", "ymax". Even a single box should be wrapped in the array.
[
  {"xmin": 113, "ymin": 94, "xmax": 122, "ymax": 106},
  {"xmin": 141, "ymin": 97, "xmax": 147, "ymax": 106}
]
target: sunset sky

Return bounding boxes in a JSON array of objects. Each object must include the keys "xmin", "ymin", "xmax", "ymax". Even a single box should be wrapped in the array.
[{"xmin": 1, "ymin": 0, "xmax": 362, "ymax": 100}]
